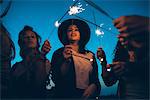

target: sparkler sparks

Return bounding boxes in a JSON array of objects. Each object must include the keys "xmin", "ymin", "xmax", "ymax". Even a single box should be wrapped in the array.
[
  {"xmin": 106, "ymin": 64, "xmax": 111, "ymax": 72},
  {"xmin": 46, "ymin": 72, "xmax": 55, "ymax": 90},
  {"xmin": 55, "ymin": 21, "xmax": 61, "ymax": 27},
  {"xmin": 90, "ymin": 59, "xmax": 93, "ymax": 62},
  {"xmin": 68, "ymin": 5, "xmax": 85, "ymax": 15},
  {"xmin": 100, "ymin": 23, "xmax": 104, "ymax": 27},
  {"xmin": 100, "ymin": 58, "xmax": 104, "ymax": 62},
  {"xmin": 107, "ymin": 68, "xmax": 111, "ymax": 72},
  {"xmin": 95, "ymin": 28, "xmax": 104, "ymax": 36}
]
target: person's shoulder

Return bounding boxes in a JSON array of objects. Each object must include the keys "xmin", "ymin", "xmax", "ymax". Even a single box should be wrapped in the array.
[
  {"xmin": 11, "ymin": 61, "xmax": 23, "ymax": 74},
  {"xmin": 53, "ymin": 47, "xmax": 64, "ymax": 55}
]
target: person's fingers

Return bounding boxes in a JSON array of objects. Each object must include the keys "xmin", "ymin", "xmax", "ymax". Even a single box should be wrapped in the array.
[
  {"xmin": 82, "ymin": 92, "xmax": 90, "ymax": 99},
  {"xmin": 114, "ymin": 66, "xmax": 124, "ymax": 74},
  {"xmin": 117, "ymin": 22, "xmax": 148, "ymax": 39},
  {"xmin": 115, "ymin": 22, "xmax": 125, "ymax": 29},
  {"xmin": 64, "ymin": 47, "xmax": 72, "ymax": 50},
  {"xmin": 118, "ymin": 33, "xmax": 129, "ymax": 38},
  {"xmin": 115, "ymin": 70, "xmax": 124, "ymax": 77},
  {"xmin": 63, "ymin": 52, "xmax": 72, "ymax": 59},
  {"xmin": 64, "ymin": 48, "xmax": 72, "ymax": 53},
  {"xmin": 45, "ymin": 40, "xmax": 50, "ymax": 45},
  {"xmin": 118, "ymin": 26, "xmax": 129, "ymax": 33},
  {"xmin": 63, "ymin": 48, "xmax": 72, "ymax": 59},
  {"xmin": 44, "ymin": 40, "xmax": 51, "ymax": 46},
  {"xmin": 118, "ymin": 37, "xmax": 125, "ymax": 42},
  {"xmin": 112, "ymin": 61, "xmax": 120, "ymax": 65},
  {"xmin": 43, "ymin": 45, "xmax": 51, "ymax": 49},
  {"xmin": 97, "ymin": 49, "xmax": 103, "ymax": 53},
  {"xmin": 64, "ymin": 50, "xmax": 72, "ymax": 55},
  {"xmin": 43, "ymin": 48, "xmax": 50, "ymax": 52},
  {"xmin": 111, "ymin": 62, "xmax": 125, "ymax": 71},
  {"xmin": 112, "ymin": 64, "xmax": 121, "ymax": 71},
  {"xmin": 42, "ymin": 47, "xmax": 51, "ymax": 53},
  {"xmin": 65, "ymin": 45, "xmax": 73, "ymax": 49},
  {"xmin": 97, "ymin": 48, "xmax": 103, "ymax": 52},
  {"xmin": 127, "ymin": 26, "xmax": 148, "ymax": 37},
  {"xmin": 113, "ymin": 16, "xmax": 125, "ymax": 26},
  {"xmin": 113, "ymin": 61, "xmax": 125, "ymax": 65},
  {"xmin": 97, "ymin": 49, "xmax": 105, "ymax": 59},
  {"xmin": 42, "ymin": 40, "xmax": 51, "ymax": 50},
  {"xmin": 118, "ymin": 23, "xmax": 142, "ymax": 33}
]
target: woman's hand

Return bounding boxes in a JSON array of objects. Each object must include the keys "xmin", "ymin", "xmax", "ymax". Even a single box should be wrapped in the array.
[
  {"xmin": 97, "ymin": 47, "xmax": 106, "ymax": 63},
  {"xmin": 63, "ymin": 45, "xmax": 73, "ymax": 59},
  {"xmin": 111, "ymin": 61, "xmax": 126, "ymax": 77},
  {"xmin": 114, "ymin": 15, "xmax": 149, "ymax": 38},
  {"xmin": 82, "ymin": 84, "xmax": 97, "ymax": 99},
  {"xmin": 41, "ymin": 40, "xmax": 51, "ymax": 56}
]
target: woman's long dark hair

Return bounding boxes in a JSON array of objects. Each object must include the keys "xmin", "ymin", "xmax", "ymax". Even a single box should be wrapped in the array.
[{"xmin": 18, "ymin": 25, "xmax": 41, "ymax": 59}]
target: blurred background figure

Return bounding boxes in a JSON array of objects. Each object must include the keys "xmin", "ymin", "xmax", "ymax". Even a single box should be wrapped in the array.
[
  {"xmin": 0, "ymin": 24, "xmax": 15, "ymax": 98},
  {"xmin": 97, "ymin": 15, "xmax": 149, "ymax": 99},
  {"xmin": 10, "ymin": 25, "xmax": 51, "ymax": 98},
  {"xmin": 0, "ymin": 0, "xmax": 15, "ymax": 98}
]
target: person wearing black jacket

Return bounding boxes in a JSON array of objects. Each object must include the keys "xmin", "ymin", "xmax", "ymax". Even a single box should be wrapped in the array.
[{"xmin": 51, "ymin": 19, "xmax": 101, "ymax": 99}]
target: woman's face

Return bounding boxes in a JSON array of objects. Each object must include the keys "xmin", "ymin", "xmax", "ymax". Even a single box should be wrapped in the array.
[
  {"xmin": 23, "ymin": 30, "xmax": 37, "ymax": 48},
  {"xmin": 67, "ymin": 25, "xmax": 80, "ymax": 42}
]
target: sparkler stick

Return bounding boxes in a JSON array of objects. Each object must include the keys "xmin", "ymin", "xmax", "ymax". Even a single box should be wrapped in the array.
[
  {"xmin": 57, "ymin": 0, "xmax": 80, "ymax": 23},
  {"xmin": 83, "ymin": 0, "xmax": 114, "ymax": 20},
  {"xmin": 92, "ymin": 11, "xmax": 102, "ymax": 47},
  {"xmin": 47, "ymin": 27, "xmax": 56, "ymax": 39},
  {"xmin": 47, "ymin": 0, "xmax": 80, "ymax": 40},
  {"xmin": 74, "ymin": 15, "xmax": 117, "ymax": 35},
  {"xmin": 71, "ymin": 52, "xmax": 93, "ymax": 62},
  {"xmin": 72, "ymin": 53, "xmax": 93, "ymax": 62},
  {"xmin": 92, "ymin": 11, "xmax": 96, "ymax": 25},
  {"xmin": 83, "ymin": 0, "xmax": 129, "ymax": 51}
]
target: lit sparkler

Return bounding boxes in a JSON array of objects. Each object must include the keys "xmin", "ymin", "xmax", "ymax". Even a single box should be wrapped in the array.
[
  {"xmin": 47, "ymin": 0, "xmax": 80, "ymax": 39},
  {"xmin": 68, "ymin": 5, "xmax": 85, "ymax": 15},
  {"xmin": 106, "ymin": 64, "xmax": 111, "ymax": 72},
  {"xmin": 100, "ymin": 23, "xmax": 104, "ymax": 27},
  {"xmin": 95, "ymin": 28, "xmax": 104, "ymax": 47},
  {"xmin": 95, "ymin": 28, "xmax": 104, "ymax": 36},
  {"xmin": 55, "ymin": 21, "xmax": 61, "ymax": 27},
  {"xmin": 46, "ymin": 72, "xmax": 55, "ymax": 90}
]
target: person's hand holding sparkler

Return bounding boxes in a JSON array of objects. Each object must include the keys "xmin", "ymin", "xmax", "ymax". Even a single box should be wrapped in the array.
[
  {"xmin": 41, "ymin": 40, "xmax": 51, "ymax": 56},
  {"xmin": 97, "ymin": 47, "xmax": 106, "ymax": 63},
  {"xmin": 97, "ymin": 47, "xmax": 111, "ymax": 72},
  {"xmin": 63, "ymin": 45, "xmax": 73, "ymax": 60},
  {"xmin": 109, "ymin": 62, "xmax": 126, "ymax": 78},
  {"xmin": 113, "ymin": 15, "xmax": 149, "ymax": 46},
  {"xmin": 114, "ymin": 15, "xmax": 149, "ymax": 38},
  {"xmin": 82, "ymin": 84, "xmax": 97, "ymax": 99}
]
